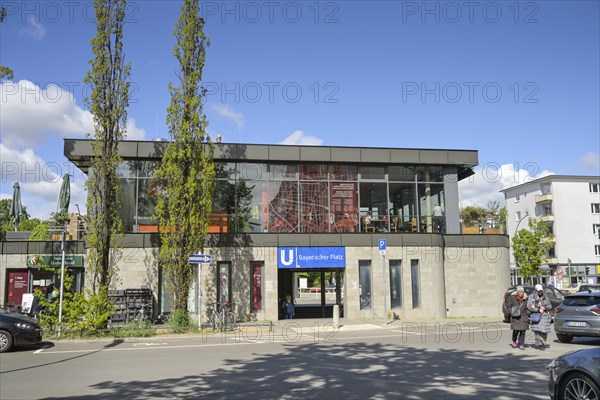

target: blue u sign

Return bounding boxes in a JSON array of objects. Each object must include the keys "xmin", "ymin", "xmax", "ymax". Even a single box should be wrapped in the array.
[{"xmin": 278, "ymin": 247, "xmax": 346, "ymax": 269}]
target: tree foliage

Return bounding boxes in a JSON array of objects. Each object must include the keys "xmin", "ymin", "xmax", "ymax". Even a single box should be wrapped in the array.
[
  {"xmin": 84, "ymin": 0, "xmax": 130, "ymax": 293},
  {"xmin": 512, "ymin": 219, "xmax": 554, "ymax": 279},
  {"xmin": 155, "ymin": 0, "xmax": 215, "ymax": 312},
  {"xmin": 0, "ymin": 199, "xmax": 32, "ymax": 239},
  {"xmin": 0, "ymin": 7, "xmax": 14, "ymax": 80},
  {"xmin": 460, "ymin": 205, "xmax": 486, "ymax": 227}
]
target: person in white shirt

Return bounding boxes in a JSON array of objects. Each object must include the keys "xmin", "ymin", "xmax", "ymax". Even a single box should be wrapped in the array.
[{"xmin": 433, "ymin": 203, "xmax": 445, "ymax": 233}]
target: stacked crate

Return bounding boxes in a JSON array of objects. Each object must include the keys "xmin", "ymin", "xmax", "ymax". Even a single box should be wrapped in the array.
[
  {"xmin": 125, "ymin": 288, "xmax": 153, "ymax": 323},
  {"xmin": 108, "ymin": 288, "xmax": 153, "ymax": 324},
  {"xmin": 108, "ymin": 290, "xmax": 127, "ymax": 324}
]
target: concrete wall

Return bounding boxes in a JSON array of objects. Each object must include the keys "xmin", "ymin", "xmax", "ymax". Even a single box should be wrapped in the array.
[{"xmin": 1, "ymin": 236, "xmax": 509, "ymax": 322}]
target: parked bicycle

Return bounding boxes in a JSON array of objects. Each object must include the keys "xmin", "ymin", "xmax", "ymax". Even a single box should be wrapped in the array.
[
  {"xmin": 206, "ymin": 301, "xmax": 236, "ymax": 331},
  {"xmin": 135, "ymin": 303, "xmax": 153, "ymax": 329}
]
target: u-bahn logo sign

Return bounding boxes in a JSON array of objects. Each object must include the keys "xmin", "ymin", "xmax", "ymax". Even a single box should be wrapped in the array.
[{"xmin": 277, "ymin": 247, "xmax": 346, "ymax": 269}]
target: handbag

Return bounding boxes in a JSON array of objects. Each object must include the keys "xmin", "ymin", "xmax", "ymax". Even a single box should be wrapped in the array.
[
  {"xmin": 531, "ymin": 312, "xmax": 542, "ymax": 324},
  {"xmin": 511, "ymin": 305, "xmax": 521, "ymax": 318}
]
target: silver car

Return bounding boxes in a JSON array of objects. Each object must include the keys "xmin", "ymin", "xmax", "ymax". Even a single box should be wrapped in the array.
[
  {"xmin": 548, "ymin": 348, "xmax": 600, "ymax": 400},
  {"xmin": 554, "ymin": 291, "xmax": 600, "ymax": 343}
]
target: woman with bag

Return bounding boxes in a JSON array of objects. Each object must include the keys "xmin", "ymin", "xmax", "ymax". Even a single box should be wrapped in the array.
[
  {"xmin": 505, "ymin": 286, "xmax": 529, "ymax": 350},
  {"xmin": 527, "ymin": 284, "xmax": 553, "ymax": 350}
]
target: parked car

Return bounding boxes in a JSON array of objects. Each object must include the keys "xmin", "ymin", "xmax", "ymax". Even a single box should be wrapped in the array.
[
  {"xmin": 0, "ymin": 306, "xmax": 44, "ymax": 352},
  {"xmin": 562, "ymin": 282, "xmax": 584, "ymax": 294},
  {"xmin": 548, "ymin": 347, "xmax": 600, "ymax": 400},
  {"xmin": 579, "ymin": 284, "xmax": 600, "ymax": 293},
  {"xmin": 553, "ymin": 291, "xmax": 600, "ymax": 343},
  {"xmin": 502, "ymin": 284, "xmax": 565, "ymax": 323}
]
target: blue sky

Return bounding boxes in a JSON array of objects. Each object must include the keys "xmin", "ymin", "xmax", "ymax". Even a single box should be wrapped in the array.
[{"xmin": 1, "ymin": 0, "xmax": 599, "ymax": 219}]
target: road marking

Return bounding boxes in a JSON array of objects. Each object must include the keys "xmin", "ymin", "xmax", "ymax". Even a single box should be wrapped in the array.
[{"xmin": 33, "ymin": 344, "xmax": 51, "ymax": 354}]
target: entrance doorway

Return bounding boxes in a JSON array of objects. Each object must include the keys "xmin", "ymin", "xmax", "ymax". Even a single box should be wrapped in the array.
[{"xmin": 278, "ymin": 268, "xmax": 344, "ymax": 319}]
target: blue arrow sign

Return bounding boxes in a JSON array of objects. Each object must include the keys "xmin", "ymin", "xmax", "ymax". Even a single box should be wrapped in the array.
[{"xmin": 188, "ymin": 254, "xmax": 212, "ymax": 264}]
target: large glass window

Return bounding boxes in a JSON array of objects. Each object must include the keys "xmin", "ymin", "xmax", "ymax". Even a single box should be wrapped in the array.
[
  {"xmin": 359, "ymin": 260, "xmax": 372, "ymax": 310},
  {"xmin": 119, "ymin": 177, "xmax": 137, "ymax": 232},
  {"xmin": 217, "ymin": 262, "xmax": 231, "ymax": 304},
  {"xmin": 330, "ymin": 182, "xmax": 358, "ymax": 232},
  {"xmin": 359, "ymin": 166, "xmax": 385, "ymax": 180},
  {"xmin": 268, "ymin": 180, "xmax": 299, "ymax": 232},
  {"xmin": 251, "ymin": 261, "xmax": 263, "ymax": 311},
  {"xmin": 389, "ymin": 260, "xmax": 402, "ymax": 308},
  {"xmin": 299, "ymin": 182, "xmax": 329, "ymax": 232},
  {"xmin": 330, "ymin": 165, "xmax": 357, "ymax": 181},
  {"xmin": 411, "ymin": 259, "xmax": 420, "ymax": 308},
  {"xmin": 388, "ymin": 166, "xmax": 415, "ymax": 182},
  {"xmin": 359, "ymin": 182, "xmax": 388, "ymax": 232},
  {"xmin": 418, "ymin": 183, "xmax": 445, "ymax": 233},
  {"xmin": 300, "ymin": 164, "xmax": 329, "ymax": 181},
  {"xmin": 389, "ymin": 183, "xmax": 417, "ymax": 232}
]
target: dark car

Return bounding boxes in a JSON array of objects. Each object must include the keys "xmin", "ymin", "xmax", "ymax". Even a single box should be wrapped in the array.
[
  {"xmin": 553, "ymin": 291, "xmax": 600, "ymax": 343},
  {"xmin": 548, "ymin": 347, "xmax": 600, "ymax": 400},
  {"xmin": 0, "ymin": 306, "xmax": 44, "ymax": 352},
  {"xmin": 502, "ymin": 284, "xmax": 565, "ymax": 323},
  {"xmin": 579, "ymin": 284, "xmax": 600, "ymax": 293}
]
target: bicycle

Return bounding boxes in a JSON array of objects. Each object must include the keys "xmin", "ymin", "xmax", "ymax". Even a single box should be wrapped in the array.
[
  {"xmin": 135, "ymin": 303, "xmax": 152, "ymax": 329},
  {"xmin": 206, "ymin": 301, "xmax": 236, "ymax": 331}
]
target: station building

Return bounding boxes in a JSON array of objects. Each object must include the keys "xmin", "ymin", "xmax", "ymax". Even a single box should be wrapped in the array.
[{"xmin": 1, "ymin": 140, "xmax": 510, "ymax": 322}]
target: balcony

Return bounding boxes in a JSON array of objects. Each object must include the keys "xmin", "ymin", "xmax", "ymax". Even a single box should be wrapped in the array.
[
  {"xmin": 541, "ymin": 236, "xmax": 557, "ymax": 244},
  {"xmin": 545, "ymin": 257, "xmax": 559, "ymax": 264},
  {"xmin": 535, "ymin": 194, "xmax": 553, "ymax": 203},
  {"xmin": 539, "ymin": 214, "xmax": 555, "ymax": 223}
]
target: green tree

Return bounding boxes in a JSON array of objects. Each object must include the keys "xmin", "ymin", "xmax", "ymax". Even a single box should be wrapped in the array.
[
  {"xmin": 84, "ymin": 0, "xmax": 130, "ymax": 293},
  {"xmin": 0, "ymin": 7, "xmax": 13, "ymax": 80},
  {"xmin": 497, "ymin": 207, "xmax": 507, "ymax": 234},
  {"xmin": 155, "ymin": 0, "xmax": 215, "ymax": 312},
  {"xmin": 0, "ymin": 199, "xmax": 31, "ymax": 239},
  {"xmin": 29, "ymin": 221, "xmax": 50, "ymax": 240},
  {"xmin": 460, "ymin": 205, "xmax": 486, "ymax": 227},
  {"xmin": 512, "ymin": 219, "xmax": 554, "ymax": 280}
]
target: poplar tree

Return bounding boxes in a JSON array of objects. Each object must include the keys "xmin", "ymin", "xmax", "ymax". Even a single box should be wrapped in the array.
[
  {"xmin": 84, "ymin": 0, "xmax": 130, "ymax": 293},
  {"xmin": 155, "ymin": 0, "xmax": 215, "ymax": 312}
]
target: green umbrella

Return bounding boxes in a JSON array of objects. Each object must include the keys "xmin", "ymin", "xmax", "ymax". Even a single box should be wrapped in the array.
[
  {"xmin": 9, "ymin": 182, "xmax": 22, "ymax": 231},
  {"xmin": 58, "ymin": 173, "xmax": 71, "ymax": 214}
]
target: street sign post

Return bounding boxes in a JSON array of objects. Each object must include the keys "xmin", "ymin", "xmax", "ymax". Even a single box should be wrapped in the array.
[
  {"xmin": 378, "ymin": 239, "xmax": 387, "ymax": 325},
  {"xmin": 188, "ymin": 254, "xmax": 212, "ymax": 329},
  {"xmin": 188, "ymin": 254, "xmax": 212, "ymax": 264}
]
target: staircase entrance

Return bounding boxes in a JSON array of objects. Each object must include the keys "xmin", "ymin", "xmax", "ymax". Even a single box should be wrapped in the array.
[{"xmin": 278, "ymin": 268, "xmax": 344, "ymax": 319}]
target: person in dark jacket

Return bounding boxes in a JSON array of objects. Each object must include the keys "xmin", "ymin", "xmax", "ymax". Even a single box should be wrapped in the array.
[
  {"xmin": 281, "ymin": 294, "xmax": 295, "ymax": 319},
  {"xmin": 505, "ymin": 286, "xmax": 529, "ymax": 350},
  {"xmin": 527, "ymin": 284, "xmax": 553, "ymax": 350}
]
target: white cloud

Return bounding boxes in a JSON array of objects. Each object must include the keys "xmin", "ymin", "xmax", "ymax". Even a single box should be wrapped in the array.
[
  {"xmin": 1, "ymin": 80, "xmax": 145, "ymax": 148},
  {"xmin": 18, "ymin": 16, "xmax": 46, "ymax": 40},
  {"xmin": 578, "ymin": 152, "xmax": 600, "ymax": 172},
  {"xmin": 1, "ymin": 144, "xmax": 87, "ymax": 219},
  {"xmin": 458, "ymin": 163, "xmax": 555, "ymax": 209},
  {"xmin": 209, "ymin": 103, "xmax": 244, "ymax": 129},
  {"xmin": 279, "ymin": 130, "xmax": 324, "ymax": 146}
]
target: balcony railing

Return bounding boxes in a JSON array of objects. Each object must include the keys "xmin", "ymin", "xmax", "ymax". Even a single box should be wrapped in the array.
[
  {"xmin": 540, "ymin": 214, "xmax": 555, "ymax": 223},
  {"xmin": 535, "ymin": 194, "xmax": 553, "ymax": 203}
]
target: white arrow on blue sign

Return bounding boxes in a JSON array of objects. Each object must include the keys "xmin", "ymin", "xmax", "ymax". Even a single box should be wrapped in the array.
[{"xmin": 188, "ymin": 254, "xmax": 212, "ymax": 264}]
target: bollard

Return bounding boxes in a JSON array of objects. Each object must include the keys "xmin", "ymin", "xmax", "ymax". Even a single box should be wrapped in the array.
[{"xmin": 333, "ymin": 305, "xmax": 340, "ymax": 328}]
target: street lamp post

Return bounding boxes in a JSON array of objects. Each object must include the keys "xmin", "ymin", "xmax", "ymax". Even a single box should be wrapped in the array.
[{"xmin": 512, "ymin": 212, "xmax": 529, "ymax": 285}]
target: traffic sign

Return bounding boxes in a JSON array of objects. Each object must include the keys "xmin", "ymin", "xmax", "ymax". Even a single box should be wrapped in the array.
[
  {"xmin": 378, "ymin": 239, "xmax": 386, "ymax": 256},
  {"xmin": 188, "ymin": 254, "xmax": 212, "ymax": 264}
]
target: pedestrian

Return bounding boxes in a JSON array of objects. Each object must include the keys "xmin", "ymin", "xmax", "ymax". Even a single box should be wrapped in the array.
[
  {"xmin": 504, "ymin": 286, "xmax": 529, "ymax": 350},
  {"xmin": 527, "ymin": 284, "xmax": 552, "ymax": 350},
  {"xmin": 432, "ymin": 202, "xmax": 445, "ymax": 233},
  {"xmin": 282, "ymin": 294, "xmax": 295, "ymax": 319}
]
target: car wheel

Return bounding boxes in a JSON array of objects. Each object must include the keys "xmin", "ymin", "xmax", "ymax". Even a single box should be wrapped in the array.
[
  {"xmin": 556, "ymin": 333, "xmax": 574, "ymax": 343},
  {"xmin": 0, "ymin": 329, "xmax": 13, "ymax": 353},
  {"xmin": 558, "ymin": 372, "xmax": 600, "ymax": 400}
]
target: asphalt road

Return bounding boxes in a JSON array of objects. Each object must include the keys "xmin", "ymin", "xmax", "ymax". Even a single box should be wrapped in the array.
[{"xmin": 1, "ymin": 320, "xmax": 598, "ymax": 399}]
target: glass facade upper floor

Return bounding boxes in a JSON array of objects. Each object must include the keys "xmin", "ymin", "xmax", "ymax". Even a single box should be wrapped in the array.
[{"xmin": 118, "ymin": 161, "xmax": 454, "ymax": 234}]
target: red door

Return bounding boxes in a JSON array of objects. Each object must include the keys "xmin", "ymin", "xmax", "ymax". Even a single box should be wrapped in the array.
[{"xmin": 7, "ymin": 271, "xmax": 29, "ymax": 306}]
